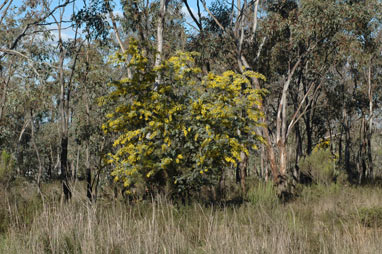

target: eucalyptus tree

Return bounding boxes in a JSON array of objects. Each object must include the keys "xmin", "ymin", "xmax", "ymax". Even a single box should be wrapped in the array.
[
  {"xmin": 0, "ymin": 0, "xmax": 74, "ymax": 123},
  {"xmin": 256, "ymin": 0, "xmax": 382, "ymax": 186},
  {"xmin": 69, "ymin": 41, "xmax": 117, "ymax": 201},
  {"xmin": 322, "ymin": 0, "xmax": 382, "ymax": 181},
  {"xmin": 0, "ymin": 0, "xmax": 76, "ymax": 186},
  {"xmin": 184, "ymin": 0, "xmax": 382, "ymax": 195}
]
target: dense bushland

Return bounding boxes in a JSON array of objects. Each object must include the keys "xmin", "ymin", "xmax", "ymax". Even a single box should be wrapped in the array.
[{"xmin": 1, "ymin": 0, "xmax": 382, "ymax": 252}]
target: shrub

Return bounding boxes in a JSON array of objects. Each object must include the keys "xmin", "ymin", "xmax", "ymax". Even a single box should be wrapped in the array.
[
  {"xmin": 298, "ymin": 148, "xmax": 338, "ymax": 185},
  {"xmin": 359, "ymin": 207, "xmax": 382, "ymax": 227},
  {"xmin": 100, "ymin": 39, "xmax": 265, "ymax": 198},
  {"xmin": 247, "ymin": 181, "xmax": 278, "ymax": 208},
  {"xmin": 0, "ymin": 150, "xmax": 15, "ymax": 184}
]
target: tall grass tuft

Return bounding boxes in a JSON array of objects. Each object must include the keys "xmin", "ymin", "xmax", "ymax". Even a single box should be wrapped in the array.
[{"xmin": 247, "ymin": 180, "xmax": 278, "ymax": 208}]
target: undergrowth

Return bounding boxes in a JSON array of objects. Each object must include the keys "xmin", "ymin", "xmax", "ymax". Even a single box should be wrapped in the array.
[{"xmin": 0, "ymin": 180, "xmax": 381, "ymax": 253}]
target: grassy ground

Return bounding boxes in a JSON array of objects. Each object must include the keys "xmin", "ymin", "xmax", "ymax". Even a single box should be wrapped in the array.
[{"xmin": 0, "ymin": 180, "xmax": 381, "ymax": 253}]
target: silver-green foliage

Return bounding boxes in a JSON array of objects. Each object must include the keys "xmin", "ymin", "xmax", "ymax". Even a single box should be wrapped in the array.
[
  {"xmin": 0, "ymin": 150, "xmax": 14, "ymax": 182},
  {"xmin": 298, "ymin": 148, "xmax": 338, "ymax": 185},
  {"xmin": 247, "ymin": 181, "xmax": 279, "ymax": 208}
]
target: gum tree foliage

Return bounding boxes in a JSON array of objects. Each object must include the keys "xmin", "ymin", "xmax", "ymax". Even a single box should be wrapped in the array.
[
  {"xmin": 120, "ymin": 0, "xmax": 185, "ymax": 53},
  {"xmin": 100, "ymin": 40, "xmax": 265, "ymax": 197},
  {"xmin": 74, "ymin": 0, "xmax": 111, "ymax": 42}
]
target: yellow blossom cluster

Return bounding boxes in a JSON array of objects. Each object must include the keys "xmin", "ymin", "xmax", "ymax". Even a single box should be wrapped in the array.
[{"xmin": 101, "ymin": 38, "xmax": 265, "ymax": 194}]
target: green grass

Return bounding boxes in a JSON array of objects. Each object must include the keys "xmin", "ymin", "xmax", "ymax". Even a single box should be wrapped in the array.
[{"xmin": 0, "ymin": 181, "xmax": 381, "ymax": 253}]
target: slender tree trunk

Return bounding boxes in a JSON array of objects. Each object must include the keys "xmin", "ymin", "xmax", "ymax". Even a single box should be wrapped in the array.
[
  {"xmin": 327, "ymin": 120, "xmax": 334, "ymax": 153},
  {"xmin": 30, "ymin": 110, "xmax": 43, "ymax": 187},
  {"xmin": 295, "ymin": 124, "xmax": 303, "ymax": 164},
  {"xmin": 47, "ymin": 147, "xmax": 52, "ymax": 178},
  {"xmin": 85, "ymin": 114, "xmax": 92, "ymax": 201},
  {"xmin": 362, "ymin": 119, "xmax": 367, "ymax": 182},
  {"xmin": 367, "ymin": 64, "xmax": 373, "ymax": 179},
  {"xmin": 276, "ymin": 61, "xmax": 300, "ymax": 179},
  {"xmin": 154, "ymin": 0, "xmax": 169, "ymax": 84},
  {"xmin": 294, "ymin": 122, "xmax": 302, "ymax": 181},
  {"xmin": 260, "ymin": 144, "xmax": 267, "ymax": 181},
  {"xmin": 305, "ymin": 114, "xmax": 313, "ymax": 155},
  {"xmin": 104, "ymin": 0, "xmax": 132, "ymax": 79},
  {"xmin": 239, "ymin": 151, "xmax": 247, "ymax": 194},
  {"xmin": 338, "ymin": 124, "xmax": 343, "ymax": 164},
  {"xmin": 278, "ymin": 142, "xmax": 287, "ymax": 176},
  {"xmin": 55, "ymin": 7, "xmax": 82, "ymax": 200},
  {"xmin": 61, "ymin": 136, "xmax": 71, "ymax": 200},
  {"xmin": 367, "ymin": 131, "xmax": 373, "ymax": 178},
  {"xmin": 217, "ymin": 168, "xmax": 225, "ymax": 200},
  {"xmin": 357, "ymin": 118, "xmax": 363, "ymax": 183},
  {"xmin": 58, "ymin": 15, "xmax": 71, "ymax": 200},
  {"xmin": 263, "ymin": 125, "xmax": 279, "ymax": 182},
  {"xmin": 236, "ymin": 164, "xmax": 241, "ymax": 183},
  {"xmin": 81, "ymin": 44, "xmax": 92, "ymax": 202},
  {"xmin": 0, "ymin": 60, "xmax": 13, "ymax": 123},
  {"xmin": 345, "ymin": 133, "xmax": 350, "ymax": 173},
  {"xmin": 240, "ymin": 56, "xmax": 279, "ymax": 182},
  {"xmin": 0, "ymin": 79, "xmax": 8, "ymax": 122},
  {"xmin": 74, "ymin": 147, "xmax": 79, "ymax": 182},
  {"xmin": 250, "ymin": 0, "xmax": 259, "ymax": 41},
  {"xmin": 86, "ymin": 166, "xmax": 92, "ymax": 202},
  {"xmin": 85, "ymin": 115, "xmax": 92, "ymax": 201},
  {"xmin": 344, "ymin": 123, "xmax": 351, "ymax": 176}
]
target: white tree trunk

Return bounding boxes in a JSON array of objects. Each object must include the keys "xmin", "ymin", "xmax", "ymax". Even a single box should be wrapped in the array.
[{"xmin": 155, "ymin": 0, "xmax": 169, "ymax": 84}]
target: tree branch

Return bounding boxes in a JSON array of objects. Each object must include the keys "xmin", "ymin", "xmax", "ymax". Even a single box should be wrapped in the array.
[
  {"xmin": 201, "ymin": 0, "xmax": 225, "ymax": 32},
  {"xmin": 0, "ymin": 0, "xmax": 12, "ymax": 24},
  {"xmin": 8, "ymin": 0, "xmax": 74, "ymax": 51},
  {"xmin": 183, "ymin": 0, "xmax": 202, "ymax": 31},
  {"xmin": 286, "ymin": 81, "xmax": 317, "ymax": 138}
]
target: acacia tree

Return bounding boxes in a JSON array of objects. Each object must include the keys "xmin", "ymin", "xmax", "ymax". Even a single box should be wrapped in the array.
[{"xmin": 100, "ymin": 40, "xmax": 265, "ymax": 200}]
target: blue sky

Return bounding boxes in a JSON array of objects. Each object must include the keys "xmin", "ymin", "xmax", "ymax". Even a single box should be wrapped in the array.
[
  {"xmin": 10, "ymin": 0, "xmax": 213, "ymax": 14},
  {"xmin": 7, "ymin": 0, "xmax": 213, "ymax": 39}
]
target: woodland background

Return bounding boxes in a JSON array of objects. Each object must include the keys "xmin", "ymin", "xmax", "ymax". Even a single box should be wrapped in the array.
[{"xmin": 1, "ymin": 0, "xmax": 382, "ymax": 253}]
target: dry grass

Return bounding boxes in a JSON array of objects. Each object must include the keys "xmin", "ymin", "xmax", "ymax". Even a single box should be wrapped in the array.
[{"xmin": 0, "ymin": 181, "xmax": 381, "ymax": 253}]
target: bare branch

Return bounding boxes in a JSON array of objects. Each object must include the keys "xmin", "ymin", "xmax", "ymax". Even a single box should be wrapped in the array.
[
  {"xmin": 0, "ymin": 48, "xmax": 41, "ymax": 77},
  {"xmin": 0, "ymin": 0, "xmax": 12, "ymax": 24},
  {"xmin": 183, "ymin": 0, "xmax": 202, "ymax": 31},
  {"xmin": 197, "ymin": 0, "xmax": 202, "ymax": 26},
  {"xmin": 0, "ymin": 0, "xmax": 8, "ymax": 12},
  {"xmin": 18, "ymin": 118, "xmax": 30, "ymax": 142},
  {"xmin": 201, "ymin": 0, "xmax": 225, "ymax": 32},
  {"xmin": 276, "ymin": 58, "xmax": 301, "ymax": 143},
  {"xmin": 287, "ymin": 82, "xmax": 322, "ymax": 139},
  {"xmin": 35, "ymin": 20, "xmax": 73, "ymax": 26},
  {"xmin": 286, "ymin": 81, "xmax": 316, "ymax": 138},
  {"xmin": 8, "ymin": 0, "xmax": 74, "ymax": 51},
  {"xmin": 25, "ymin": 25, "xmax": 73, "ymax": 36},
  {"xmin": 255, "ymin": 36, "xmax": 266, "ymax": 61},
  {"xmin": 105, "ymin": 1, "xmax": 125, "ymax": 52}
]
